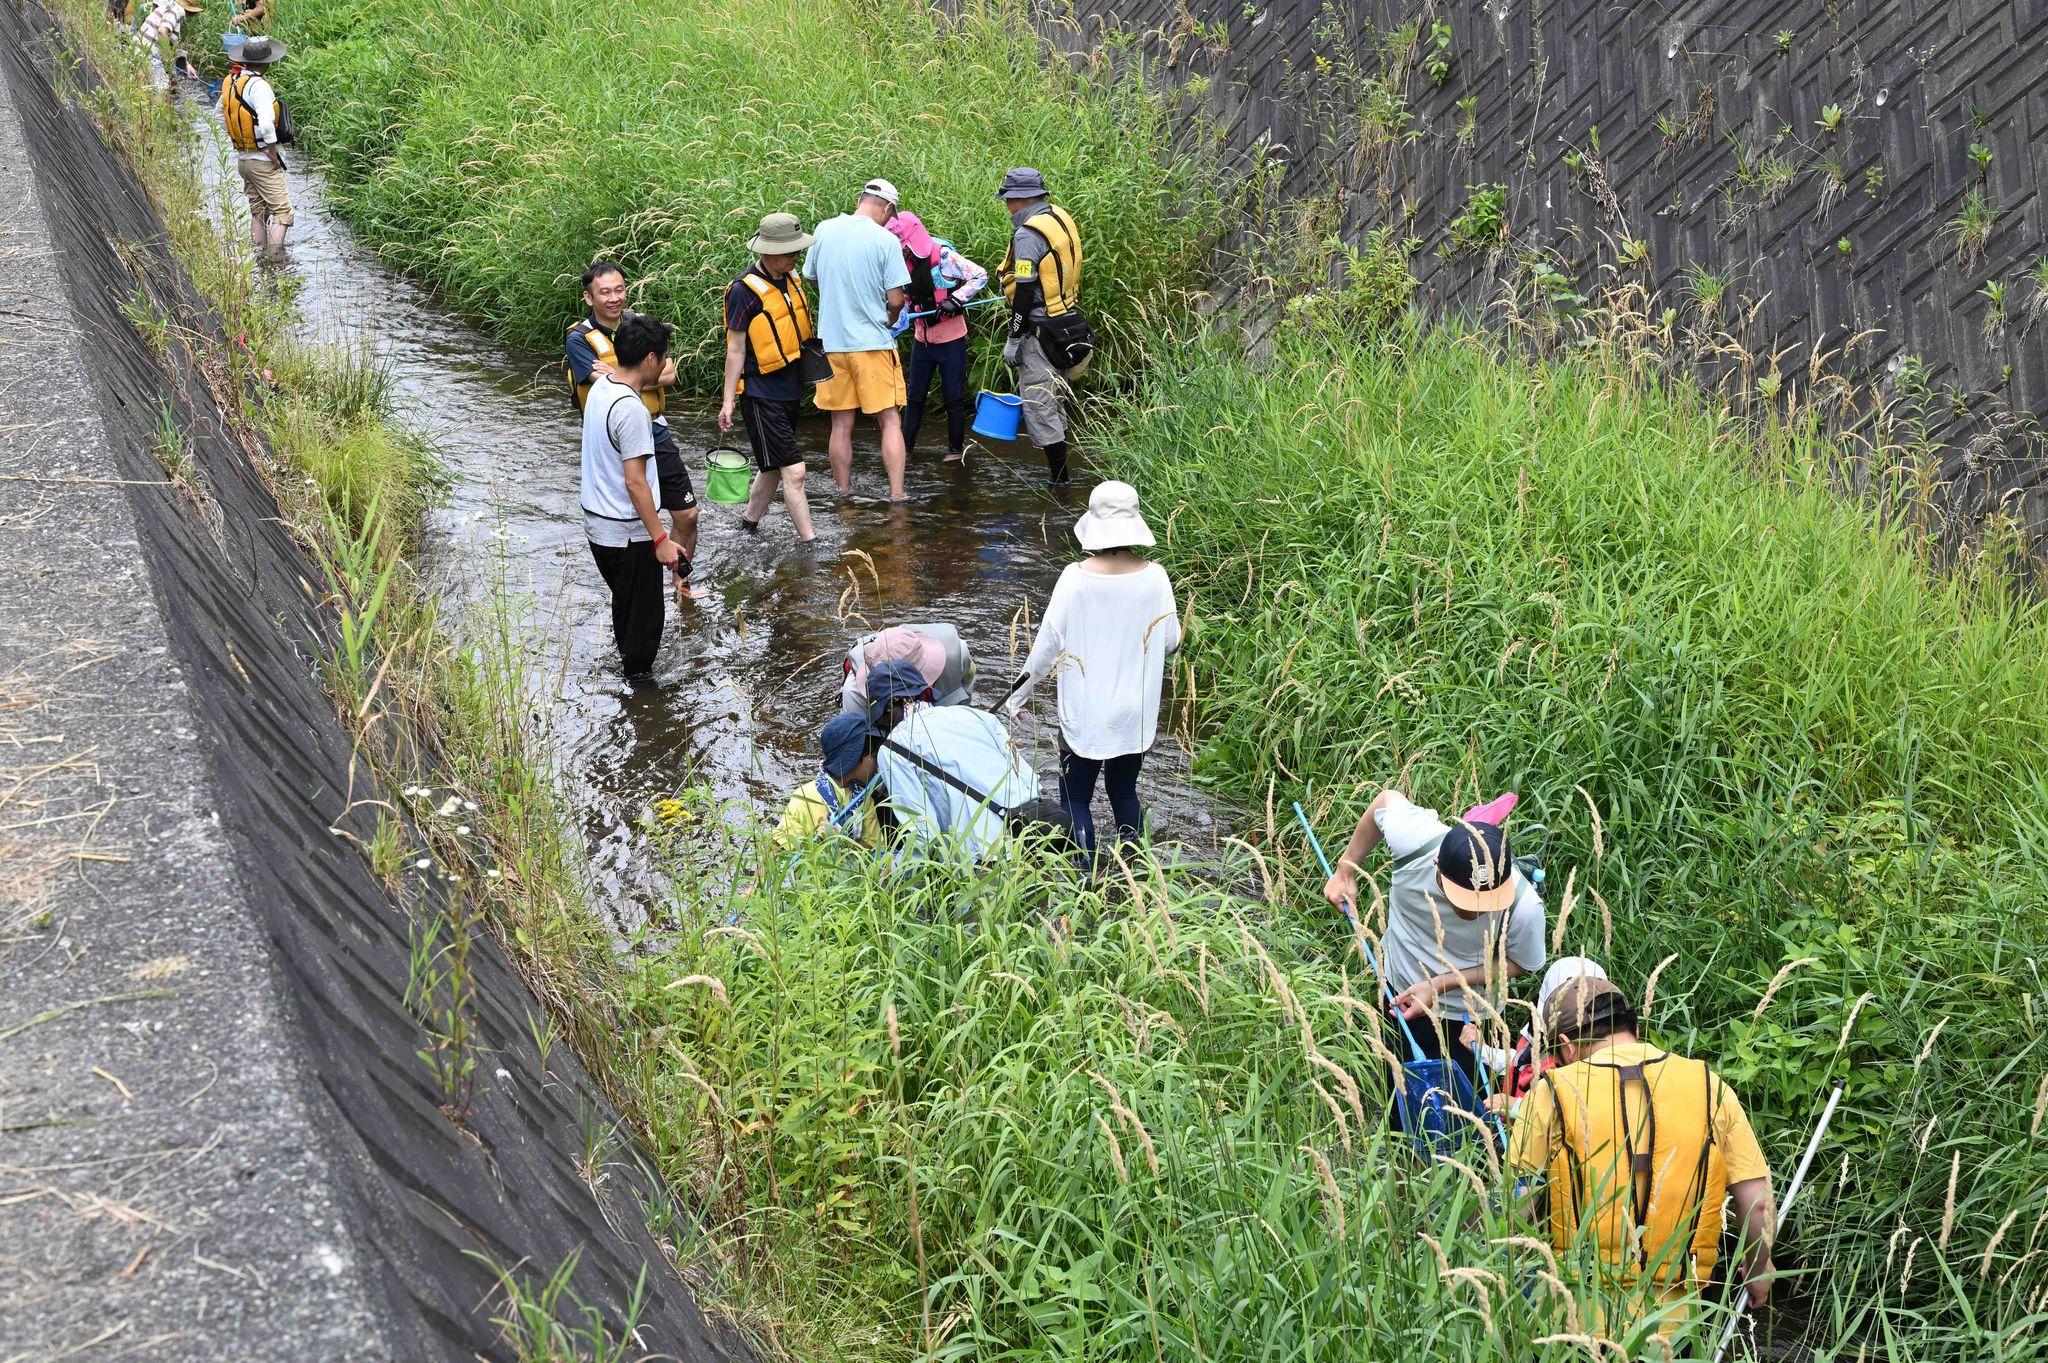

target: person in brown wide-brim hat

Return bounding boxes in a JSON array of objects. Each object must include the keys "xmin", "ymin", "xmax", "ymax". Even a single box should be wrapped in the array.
[{"xmin": 718, "ymin": 213, "xmax": 823, "ymax": 542}]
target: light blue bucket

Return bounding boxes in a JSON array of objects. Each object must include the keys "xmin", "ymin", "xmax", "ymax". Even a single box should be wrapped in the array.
[
  {"xmin": 971, "ymin": 391, "xmax": 1023, "ymax": 441},
  {"xmin": 221, "ymin": 29, "xmax": 246, "ymax": 52}
]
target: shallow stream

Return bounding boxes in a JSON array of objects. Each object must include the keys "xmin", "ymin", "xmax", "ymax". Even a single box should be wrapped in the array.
[{"xmin": 240, "ymin": 144, "xmax": 1226, "ymax": 921}]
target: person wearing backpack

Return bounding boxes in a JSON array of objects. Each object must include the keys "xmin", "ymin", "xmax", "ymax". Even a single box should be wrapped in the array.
[
  {"xmin": 1510, "ymin": 977, "xmax": 1777, "ymax": 1339},
  {"xmin": 865, "ymin": 660, "xmax": 1045, "ymax": 864},
  {"xmin": 218, "ymin": 35, "xmax": 292, "ymax": 262},
  {"xmin": 1320, "ymin": 789, "xmax": 1547, "ymax": 1123},
  {"xmin": 996, "ymin": 168, "xmax": 1088, "ymax": 485},
  {"xmin": 886, "ymin": 211, "xmax": 987, "ymax": 464}
]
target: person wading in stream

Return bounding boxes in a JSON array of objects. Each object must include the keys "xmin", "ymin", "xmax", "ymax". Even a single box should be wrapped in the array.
[
  {"xmin": 803, "ymin": 179, "xmax": 911, "ymax": 502},
  {"xmin": 772, "ymin": 712, "xmax": 883, "ymax": 851},
  {"xmin": 1510, "ymin": 977, "xmax": 1778, "ymax": 1341},
  {"xmin": 997, "ymin": 167, "xmax": 1088, "ymax": 485},
  {"xmin": 1320, "ymin": 789, "xmax": 1546, "ymax": 1124},
  {"xmin": 865, "ymin": 660, "xmax": 1047, "ymax": 864},
  {"xmin": 887, "ymin": 210, "xmax": 987, "ymax": 464},
  {"xmin": 718, "ymin": 213, "xmax": 819, "ymax": 542},
  {"xmin": 1004, "ymin": 482, "xmax": 1180, "ymax": 859},
  {"xmin": 218, "ymin": 35, "xmax": 292, "ymax": 262},
  {"xmin": 566, "ymin": 262, "xmax": 705, "ymax": 599},
  {"xmin": 579, "ymin": 313, "xmax": 683, "ymax": 678}
]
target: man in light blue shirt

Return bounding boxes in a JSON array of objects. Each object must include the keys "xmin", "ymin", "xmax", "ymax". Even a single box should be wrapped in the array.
[
  {"xmin": 865, "ymin": 661, "xmax": 1038, "ymax": 864},
  {"xmin": 803, "ymin": 178, "xmax": 913, "ymax": 501}
]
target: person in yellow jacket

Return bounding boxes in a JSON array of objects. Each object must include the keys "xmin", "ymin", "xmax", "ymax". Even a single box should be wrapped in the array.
[
  {"xmin": 719, "ymin": 213, "xmax": 819, "ymax": 542},
  {"xmin": 996, "ymin": 167, "xmax": 1081, "ymax": 485},
  {"xmin": 772, "ymin": 713, "xmax": 883, "ymax": 851},
  {"xmin": 218, "ymin": 35, "xmax": 292, "ymax": 262},
  {"xmin": 567, "ymin": 261, "xmax": 704, "ymax": 600},
  {"xmin": 1509, "ymin": 977, "xmax": 1777, "ymax": 1343}
]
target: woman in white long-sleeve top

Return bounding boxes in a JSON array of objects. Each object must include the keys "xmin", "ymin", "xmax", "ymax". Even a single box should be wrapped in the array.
[{"xmin": 1004, "ymin": 481, "xmax": 1181, "ymax": 852}]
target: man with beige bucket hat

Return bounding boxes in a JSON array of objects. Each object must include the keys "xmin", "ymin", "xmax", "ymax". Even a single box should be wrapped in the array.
[{"xmin": 720, "ymin": 212, "xmax": 823, "ymax": 541}]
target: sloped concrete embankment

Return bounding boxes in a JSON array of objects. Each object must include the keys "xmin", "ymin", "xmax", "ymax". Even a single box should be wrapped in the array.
[
  {"xmin": 1063, "ymin": 0, "xmax": 2048, "ymax": 540},
  {"xmin": 0, "ymin": 3, "xmax": 745, "ymax": 1358}
]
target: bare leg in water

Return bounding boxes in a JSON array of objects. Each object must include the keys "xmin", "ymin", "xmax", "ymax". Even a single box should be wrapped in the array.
[
  {"xmin": 743, "ymin": 465, "xmax": 815, "ymax": 541},
  {"xmin": 827, "ymin": 409, "xmax": 909, "ymax": 502}
]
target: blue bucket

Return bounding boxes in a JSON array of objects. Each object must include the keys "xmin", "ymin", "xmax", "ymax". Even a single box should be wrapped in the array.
[
  {"xmin": 221, "ymin": 29, "xmax": 246, "ymax": 52},
  {"xmin": 971, "ymin": 391, "xmax": 1023, "ymax": 441},
  {"xmin": 1397, "ymin": 1057, "xmax": 1479, "ymax": 1158}
]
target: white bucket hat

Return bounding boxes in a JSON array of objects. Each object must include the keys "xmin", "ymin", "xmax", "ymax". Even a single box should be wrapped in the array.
[{"xmin": 1074, "ymin": 481, "xmax": 1155, "ymax": 553}]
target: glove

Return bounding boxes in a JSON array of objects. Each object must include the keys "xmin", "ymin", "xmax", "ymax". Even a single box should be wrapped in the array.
[{"xmin": 937, "ymin": 297, "xmax": 965, "ymax": 318}]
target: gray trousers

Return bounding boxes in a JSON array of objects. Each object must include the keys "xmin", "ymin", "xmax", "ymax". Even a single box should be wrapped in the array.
[{"xmin": 1008, "ymin": 333, "xmax": 1068, "ymax": 447}]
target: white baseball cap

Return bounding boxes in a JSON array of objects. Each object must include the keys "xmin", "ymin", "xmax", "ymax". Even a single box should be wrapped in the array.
[{"xmin": 861, "ymin": 178, "xmax": 901, "ymax": 207}]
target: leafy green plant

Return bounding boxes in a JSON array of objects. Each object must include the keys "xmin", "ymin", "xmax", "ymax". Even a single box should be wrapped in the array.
[
  {"xmin": 1455, "ymin": 94, "xmax": 1477, "ymax": 148},
  {"xmin": 1836, "ymin": 236, "xmax": 1853, "ymax": 258},
  {"xmin": 470, "ymin": 1250, "xmax": 648, "ymax": 1363},
  {"xmin": 1980, "ymin": 278, "xmax": 2007, "ymax": 338},
  {"xmin": 1775, "ymin": 27, "xmax": 1794, "ymax": 50},
  {"xmin": 1817, "ymin": 102, "xmax": 1845, "ymax": 134},
  {"xmin": 1618, "ymin": 236, "xmax": 1649, "ymax": 267},
  {"xmin": 1423, "ymin": 20, "xmax": 1452, "ymax": 84},
  {"xmin": 1969, "ymin": 141, "xmax": 1994, "ymax": 180},
  {"xmin": 1944, "ymin": 187, "xmax": 1998, "ymax": 267},
  {"xmin": 1441, "ymin": 182, "xmax": 1509, "ymax": 258},
  {"xmin": 1288, "ymin": 228, "xmax": 1418, "ymax": 335},
  {"xmin": 1864, "ymin": 163, "xmax": 1886, "ymax": 197}
]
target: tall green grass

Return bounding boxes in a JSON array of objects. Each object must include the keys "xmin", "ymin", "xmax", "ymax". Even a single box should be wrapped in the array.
[
  {"xmin": 1086, "ymin": 317, "xmax": 2048, "ymax": 1356},
  {"xmin": 263, "ymin": 0, "xmax": 1224, "ymax": 389}
]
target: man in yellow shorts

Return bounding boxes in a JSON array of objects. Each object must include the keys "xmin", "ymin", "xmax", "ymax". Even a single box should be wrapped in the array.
[
  {"xmin": 802, "ymin": 178, "xmax": 911, "ymax": 502},
  {"xmin": 1509, "ymin": 977, "xmax": 1777, "ymax": 1346}
]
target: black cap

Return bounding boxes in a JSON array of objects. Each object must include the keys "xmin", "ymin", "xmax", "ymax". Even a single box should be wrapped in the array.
[{"xmin": 1436, "ymin": 820, "xmax": 1518, "ymax": 913}]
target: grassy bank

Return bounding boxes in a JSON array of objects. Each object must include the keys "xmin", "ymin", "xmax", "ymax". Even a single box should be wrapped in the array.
[
  {"xmin": 606, "ymin": 317, "xmax": 2048, "ymax": 1362},
  {"xmin": 243, "ymin": 0, "xmax": 1223, "ymax": 389}
]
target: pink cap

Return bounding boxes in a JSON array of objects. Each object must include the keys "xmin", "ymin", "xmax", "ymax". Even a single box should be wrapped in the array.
[
  {"xmin": 885, "ymin": 210, "xmax": 937, "ymax": 261},
  {"xmin": 852, "ymin": 627, "xmax": 945, "ymax": 697}
]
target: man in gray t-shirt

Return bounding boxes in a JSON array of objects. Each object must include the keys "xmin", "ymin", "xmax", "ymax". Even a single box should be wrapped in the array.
[{"xmin": 1320, "ymin": 788, "xmax": 1546, "ymax": 1115}]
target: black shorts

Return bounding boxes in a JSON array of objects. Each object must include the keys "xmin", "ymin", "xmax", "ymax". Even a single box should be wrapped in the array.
[
  {"xmin": 741, "ymin": 394, "xmax": 805, "ymax": 472},
  {"xmin": 653, "ymin": 429, "xmax": 697, "ymax": 511}
]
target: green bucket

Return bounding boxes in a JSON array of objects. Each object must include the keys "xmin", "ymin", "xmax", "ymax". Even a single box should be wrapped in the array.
[{"xmin": 705, "ymin": 447, "xmax": 752, "ymax": 504}]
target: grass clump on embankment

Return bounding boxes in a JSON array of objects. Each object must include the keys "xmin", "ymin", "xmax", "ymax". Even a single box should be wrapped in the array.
[{"xmin": 258, "ymin": 0, "xmax": 1223, "ymax": 389}]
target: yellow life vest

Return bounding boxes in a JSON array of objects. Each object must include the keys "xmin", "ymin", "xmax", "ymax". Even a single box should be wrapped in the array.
[
  {"xmin": 565, "ymin": 319, "xmax": 665, "ymax": 419},
  {"xmin": 221, "ymin": 70, "xmax": 262, "ymax": 153},
  {"xmin": 1000, "ymin": 204, "xmax": 1082, "ymax": 316},
  {"xmin": 739, "ymin": 268, "xmax": 814, "ymax": 377},
  {"xmin": 1534, "ymin": 1048, "xmax": 1728, "ymax": 1290}
]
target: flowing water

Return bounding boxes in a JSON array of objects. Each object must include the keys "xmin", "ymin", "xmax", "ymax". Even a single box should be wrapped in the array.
[{"xmin": 233, "ymin": 143, "xmax": 1227, "ymax": 923}]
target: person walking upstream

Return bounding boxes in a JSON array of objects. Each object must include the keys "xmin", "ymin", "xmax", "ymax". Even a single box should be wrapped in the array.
[
  {"xmin": 1320, "ymin": 788, "xmax": 1546, "ymax": 1124},
  {"xmin": 886, "ymin": 211, "xmax": 986, "ymax": 463},
  {"xmin": 803, "ymin": 179, "xmax": 911, "ymax": 502},
  {"xmin": 566, "ymin": 261, "xmax": 704, "ymax": 598},
  {"xmin": 218, "ymin": 35, "xmax": 292, "ymax": 262},
  {"xmin": 579, "ymin": 313, "xmax": 683, "ymax": 677},
  {"xmin": 1004, "ymin": 482, "xmax": 1179, "ymax": 855},
  {"xmin": 1510, "ymin": 977, "xmax": 1778, "ymax": 1340},
  {"xmin": 719, "ymin": 213, "xmax": 820, "ymax": 541},
  {"xmin": 996, "ymin": 167, "xmax": 1082, "ymax": 484}
]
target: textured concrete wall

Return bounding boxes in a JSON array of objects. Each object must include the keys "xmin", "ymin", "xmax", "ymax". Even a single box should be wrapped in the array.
[
  {"xmin": 1060, "ymin": 0, "xmax": 2048, "ymax": 535},
  {"xmin": 0, "ymin": 3, "xmax": 749, "ymax": 1358}
]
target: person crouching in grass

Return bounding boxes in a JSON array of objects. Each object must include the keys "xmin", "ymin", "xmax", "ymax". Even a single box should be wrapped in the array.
[
  {"xmin": 579, "ymin": 313, "xmax": 682, "ymax": 678},
  {"xmin": 772, "ymin": 712, "xmax": 883, "ymax": 852}
]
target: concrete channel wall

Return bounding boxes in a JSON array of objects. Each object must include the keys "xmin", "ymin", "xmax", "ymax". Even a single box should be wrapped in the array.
[
  {"xmin": 1059, "ymin": 0, "xmax": 2048, "ymax": 536},
  {"xmin": 0, "ymin": 3, "xmax": 747, "ymax": 1358}
]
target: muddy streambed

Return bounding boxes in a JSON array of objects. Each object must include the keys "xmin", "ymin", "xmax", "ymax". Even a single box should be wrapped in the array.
[{"xmin": 238, "ymin": 146, "xmax": 1227, "ymax": 922}]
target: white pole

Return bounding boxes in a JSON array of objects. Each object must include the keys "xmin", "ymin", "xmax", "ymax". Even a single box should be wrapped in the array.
[{"xmin": 1709, "ymin": 1084, "xmax": 1845, "ymax": 1363}]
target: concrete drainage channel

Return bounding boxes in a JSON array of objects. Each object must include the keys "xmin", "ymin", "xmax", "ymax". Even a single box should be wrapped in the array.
[{"xmin": 0, "ymin": 2, "xmax": 751, "ymax": 1358}]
